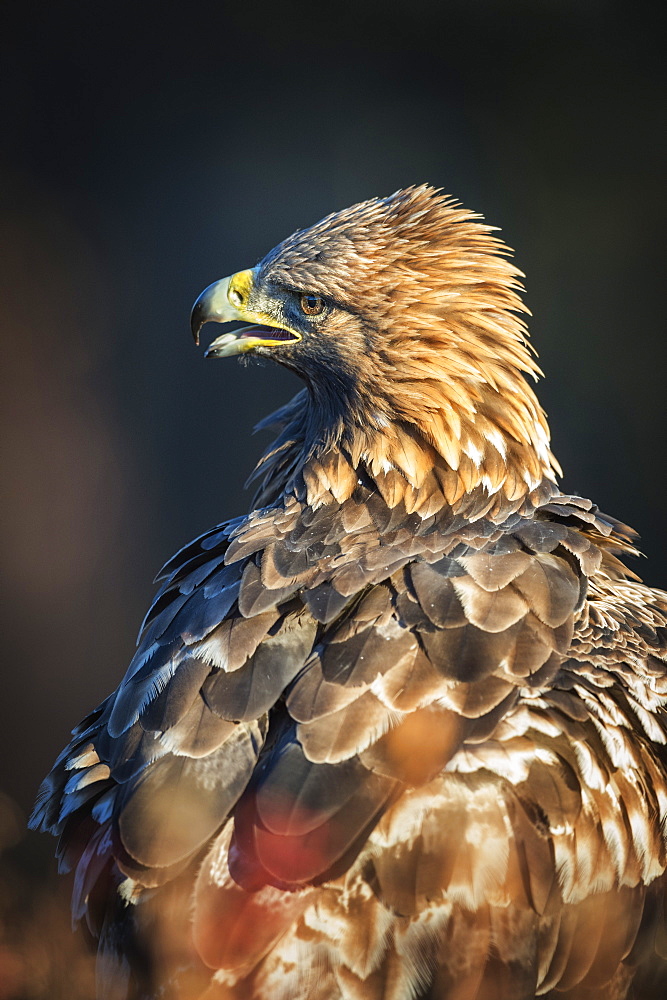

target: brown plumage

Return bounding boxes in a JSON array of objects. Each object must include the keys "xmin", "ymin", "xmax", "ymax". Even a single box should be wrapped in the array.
[{"xmin": 31, "ymin": 186, "xmax": 667, "ymax": 999}]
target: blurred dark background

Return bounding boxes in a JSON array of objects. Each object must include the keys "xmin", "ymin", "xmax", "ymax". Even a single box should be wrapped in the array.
[{"xmin": 0, "ymin": 0, "xmax": 665, "ymax": 994}]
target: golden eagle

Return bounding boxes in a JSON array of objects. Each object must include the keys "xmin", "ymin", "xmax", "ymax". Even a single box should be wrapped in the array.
[{"xmin": 31, "ymin": 186, "xmax": 667, "ymax": 999}]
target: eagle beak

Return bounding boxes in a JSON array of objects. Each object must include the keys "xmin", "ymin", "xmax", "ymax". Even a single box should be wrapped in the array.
[
  {"xmin": 190, "ymin": 274, "xmax": 245, "ymax": 345},
  {"xmin": 191, "ymin": 268, "xmax": 302, "ymax": 357}
]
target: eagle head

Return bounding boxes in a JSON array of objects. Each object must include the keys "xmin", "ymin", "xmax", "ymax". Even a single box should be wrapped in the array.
[{"xmin": 191, "ymin": 185, "xmax": 560, "ymax": 504}]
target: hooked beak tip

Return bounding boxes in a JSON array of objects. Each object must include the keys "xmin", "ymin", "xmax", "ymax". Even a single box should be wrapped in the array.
[
  {"xmin": 190, "ymin": 276, "xmax": 237, "ymax": 347},
  {"xmin": 190, "ymin": 300, "xmax": 206, "ymax": 345}
]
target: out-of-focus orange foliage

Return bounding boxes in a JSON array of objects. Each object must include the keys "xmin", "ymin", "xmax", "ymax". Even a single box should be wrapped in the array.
[
  {"xmin": 379, "ymin": 708, "xmax": 463, "ymax": 785},
  {"xmin": 0, "ymin": 791, "xmax": 95, "ymax": 1000}
]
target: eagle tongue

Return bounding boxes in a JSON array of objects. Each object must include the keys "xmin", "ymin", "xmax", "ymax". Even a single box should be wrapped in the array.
[{"xmin": 239, "ymin": 325, "xmax": 295, "ymax": 342}]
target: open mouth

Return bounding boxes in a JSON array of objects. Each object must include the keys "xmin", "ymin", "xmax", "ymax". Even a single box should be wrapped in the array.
[
  {"xmin": 239, "ymin": 325, "xmax": 299, "ymax": 343},
  {"xmin": 204, "ymin": 324, "xmax": 301, "ymax": 358}
]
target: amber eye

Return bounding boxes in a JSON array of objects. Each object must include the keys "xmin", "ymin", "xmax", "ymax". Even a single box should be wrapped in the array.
[{"xmin": 299, "ymin": 293, "xmax": 326, "ymax": 316}]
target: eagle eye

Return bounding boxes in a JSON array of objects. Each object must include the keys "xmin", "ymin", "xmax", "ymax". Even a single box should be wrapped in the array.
[{"xmin": 299, "ymin": 293, "xmax": 326, "ymax": 317}]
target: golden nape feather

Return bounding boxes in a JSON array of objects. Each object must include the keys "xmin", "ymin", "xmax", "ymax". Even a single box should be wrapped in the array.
[{"xmin": 31, "ymin": 185, "xmax": 667, "ymax": 1000}]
